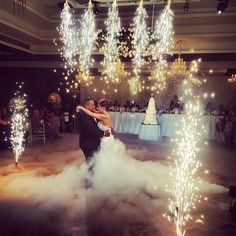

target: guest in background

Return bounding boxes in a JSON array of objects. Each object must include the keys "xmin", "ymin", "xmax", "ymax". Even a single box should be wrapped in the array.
[
  {"xmin": 31, "ymin": 109, "xmax": 43, "ymax": 129},
  {"xmin": 170, "ymin": 95, "xmax": 180, "ymax": 110},
  {"xmin": 131, "ymin": 101, "xmax": 140, "ymax": 112},
  {"xmin": 60, "ymin": 111, "xmax": 71, "ymax": 132},
  {"xmin": 141, "ymin": 102, "xmax": 148, "ymax": 112},
  {"xmin": 113, "ymin": 100, "xmax": 120, "ymax": 108},
  {"xmin": 94, "ymin": 100, "xmax": 98, "ymax": 109},
  {"xmin": 223, "ymin": 114, "xmax": 233, "ymax": 146},
  {"xmin": 113, "ymin": 100, "xmax": 121, "ymax": 111},
  {"xmin": 119, "ymin": 104, "xmax": 126, "ymax": 112},
  {"xmin": 39, "ymin": 106, "xmax": 48, "ymax": 120},
  {"xmin": 213, "ymin": 104, "xmax": 224, "ymax": 116},
  {"xmin": 124, "ymin": 100, "xmax": 131, "ymax": 111},
  {"xmin": 0, "ymin": 108, "xmax": 10, "ymax": 150},
  {"xmin": 216, "ymin": 117, "xmax": 225, "ymax": 144},
  {"xmin": 45, "ymin": 110, "xmax": 62, "ymax": 140},
  {"xmin": 109, "ymin": 105, "xmax": 116, "ymax": 112},
  {"xmin": 1, "ymin": 107, "xmax": 10, "ymax": 121},
  {"xmin": 0, "ymin": 116, "xmax": 8, "ymax": 126},
  {"xmin": 205, "ymin": 102, "xmax": 213, "ymax": 114},
  {"xmin": 216, "ymin": 113, "xmax": 233, "ymax": 146}
]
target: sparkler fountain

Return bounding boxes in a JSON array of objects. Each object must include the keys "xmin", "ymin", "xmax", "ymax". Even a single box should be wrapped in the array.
[
  {"xmin": 165, "ymin": 78, "xmax": 205, "ymax": 236},
  {"xmin": 78, "ymin": 0, "xmax": 96, "ymax": 81},
  {"xmin": 102, "ymin": 0, "xmax": 122, "ymax": 82},
  {"xmin": 9, "ymin": 84, "xmax": 28, "ymax": 168},
  {"xmin": 131, "ymin": 0, "xmax": 149, "ymax": 93},
  {"xmin": 58, "ymin": 0, "xmax": 78, "ymax": 70},
  {"xmin": 152, "ymin": 0, "xmax": 174, "ymax": 60},
  {"xmin": 150, "ymin": 0, "xmax": 174, "ymax": 94}
]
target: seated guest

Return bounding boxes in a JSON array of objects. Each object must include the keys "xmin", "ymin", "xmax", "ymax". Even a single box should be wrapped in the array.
[
  {"xmin": 113, "ymin": 100, "xmax": 120, "ymax": 108},
  {"xmin": 212, "ymin": 104, "xmax": 224, "ymax": 116},
  {"xmin": 116, "ymin": 104, "xmax": 121, "ymax": 111},
  {"xmin": 45, "ymin": 111, "xmax": 62, "ymax": 140},
  {"xmin": 30, "ymin": 108, "xmax": 44, "ymax": 134},
  {"xmin": 140, "ymin": 102, "xmax": 148, "ymax": 112},
  {"xmin": 109, "ymin": 105, "xmax": 116, "ymax": 111},
  {"xmin": 119, "ymin": 105, "xmax": 126, "ymax": 112},
  {"xmin": 205, "ymin": 102, "xmax": 213, "ymax": 114},
  {"xmin": 113, "ymin": 100, "xmax": 121, "ymax": 111},
  {"xmin": 124, "ymin": 100, "xmax": 131, "ymax": 111},
  {"xmin": 1, "ymin": 107, "xmax": 10, "ymax": 121},
  {"xmin": 31, "ymin": 109, "xmax": 41, "ymax": 122},
  {"xmin": 170, "ymin": 95, "xmax": 180, "ymax": 110},
  {"xmin": 0, "ymin": 118, "xmax": 8, "ymax": 126},
  {"xmin": 0, "ymin": 108, "xmax": 9, "ymax": 126},
  {"xmin": 131, "ymin": 102, "xmax": 140, "ymax": 112},
  {"xmin": 39, "ymin": 106, "xmax": 48, "ymax": 120}
]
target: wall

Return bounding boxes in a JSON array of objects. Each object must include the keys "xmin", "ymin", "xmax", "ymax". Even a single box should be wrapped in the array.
[{"xmin": 80, "ymin": 75, "xmax": 236, "ymax": 110}]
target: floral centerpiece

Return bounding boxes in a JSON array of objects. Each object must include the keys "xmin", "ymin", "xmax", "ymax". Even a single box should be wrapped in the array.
[{"xmin": 47, "ymin": 92, "xmax": 62, "ymax": 111}]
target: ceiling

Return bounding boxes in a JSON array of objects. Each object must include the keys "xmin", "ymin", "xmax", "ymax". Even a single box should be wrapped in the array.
[{"xmin": 0, "ymin": 0, "xmax": 236, "ymax": 77}]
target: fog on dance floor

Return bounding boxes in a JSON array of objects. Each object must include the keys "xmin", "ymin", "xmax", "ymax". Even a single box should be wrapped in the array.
[{"xmin": 0, "ymin": 134, "xmax": 230, "ymax": 236}]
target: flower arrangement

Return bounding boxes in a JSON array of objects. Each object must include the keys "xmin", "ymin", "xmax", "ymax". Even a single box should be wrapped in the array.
[{"xmin": 47, "ymin": 92, "xmax": 61, "ymax": 105}]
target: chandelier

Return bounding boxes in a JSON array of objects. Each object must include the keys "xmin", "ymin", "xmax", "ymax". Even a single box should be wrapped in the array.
[
  {"xmin": 168, "ymin": 40, "xmax": 187, "ymax": 84},
  {"xmin": 228, "ymin": 74, "xmax": 236, "ymax": 84},
  {"xmin": 149, "ymin": 59, "xmax": 168, "ymax": 93}
]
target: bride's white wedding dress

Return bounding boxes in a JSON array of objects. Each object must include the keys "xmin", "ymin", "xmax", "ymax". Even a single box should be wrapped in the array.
[
  {"xmin": 88, "ymin": 122, "xmax": 138, "ymax": 189},
  {"xmin": 84, "ymin": 122, "xmax": 166, "ymax": 197},
  {"xmin": 97, "ymin": 122, "xmax": 115, "ymax": 149}
]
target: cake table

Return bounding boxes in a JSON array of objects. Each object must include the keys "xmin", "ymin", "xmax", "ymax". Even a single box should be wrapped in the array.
[
  {"xmin": 138, "ymin": 123, "xmax": 161, "ymax": 141},
  {"xmin": 138, "ymin": 94, "xmax": 161, "ymax": 141}
]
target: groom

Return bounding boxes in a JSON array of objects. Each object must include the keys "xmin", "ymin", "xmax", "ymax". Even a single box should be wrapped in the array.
[{"xmin": 77, "ymin": 98, "xmax": 110, "ymax": 163}]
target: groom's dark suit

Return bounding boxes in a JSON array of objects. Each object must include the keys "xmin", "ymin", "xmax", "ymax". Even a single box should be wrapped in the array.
[{"xmin": 77, "ymin": 110, "xmax": 104, "ymax": 162}]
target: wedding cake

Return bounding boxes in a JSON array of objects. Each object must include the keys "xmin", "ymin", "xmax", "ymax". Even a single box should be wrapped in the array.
[{"xmin": 143, "ymin": 94, "xmax": 158, "ymax": 125}]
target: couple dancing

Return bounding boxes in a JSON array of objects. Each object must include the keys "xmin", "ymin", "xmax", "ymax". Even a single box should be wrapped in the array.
[
  {"xmin": 77, "ymin": 98, "xmax": 116, "ymax": 164},
  {"xmin": 76, "ymin": 98, "xmax": 156, "ymax": 198},
  {"xmin": 77, "ymin": 98, "xmax": 134, "ymax": 187}
]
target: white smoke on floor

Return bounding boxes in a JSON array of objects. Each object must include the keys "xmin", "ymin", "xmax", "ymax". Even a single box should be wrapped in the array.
[{"xmin": 0, "ymin": 134, "xmax": 229, "ymax": 236}]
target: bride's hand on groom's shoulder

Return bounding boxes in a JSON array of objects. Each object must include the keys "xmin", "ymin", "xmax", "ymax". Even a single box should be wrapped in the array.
[{"xmin": 76, "ymin": 106, "xmax": 83, "ymax": 113}]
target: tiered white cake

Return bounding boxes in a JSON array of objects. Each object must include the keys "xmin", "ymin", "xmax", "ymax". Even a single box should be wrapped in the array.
[{"xmin": 143, "ymin": 94, "xmax": 158, "ymax": 125}]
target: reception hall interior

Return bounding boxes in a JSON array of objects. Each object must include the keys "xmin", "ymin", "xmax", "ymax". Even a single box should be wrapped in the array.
[{"xmin": 0, "ymin": 0, "xmax": 236, "ymax": 236}]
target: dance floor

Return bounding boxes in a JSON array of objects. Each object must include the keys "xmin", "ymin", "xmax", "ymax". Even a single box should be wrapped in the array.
[{"xmin": 0, "ymin": 134, "xmax": 236, "ymax": 236}]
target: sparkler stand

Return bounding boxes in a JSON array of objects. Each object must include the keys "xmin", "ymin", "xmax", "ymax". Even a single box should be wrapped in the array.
[{"xmin": 138, "ymin": 123, "xmax": 161, "ymax": 141}]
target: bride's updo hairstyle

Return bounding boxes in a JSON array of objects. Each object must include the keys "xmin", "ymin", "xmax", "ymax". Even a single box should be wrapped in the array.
[{"xmin": 98, "ymin": 99, "xmax": 109, "ymax": 111}]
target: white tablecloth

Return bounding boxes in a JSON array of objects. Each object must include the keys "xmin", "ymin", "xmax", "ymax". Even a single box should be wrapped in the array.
[
  {"xmin": 159, "ymin": 114, "xmax": 181, "ymax": 138},
  {"xmin": 159, "ymin": 114, "xmax": 220, "ymax": 139},
  {"xmin": 202, "ymin": 115, "xmax": 220, "ymax": 140},
  {"xmin": 110, "ymin": 112, "xmax": 144, "ymax": 135},
  {"xmin": 138, "ymin": 124, "xmax": 161, "ymax": 141},
  {"xmin": 110, "ymin": 112, "xmax": 220, "ymax": 140}
]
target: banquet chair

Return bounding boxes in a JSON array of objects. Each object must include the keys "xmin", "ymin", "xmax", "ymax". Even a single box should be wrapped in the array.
[{"xmin": 28, "ymin": 119, "xmax": 46, "ymax": 144}]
